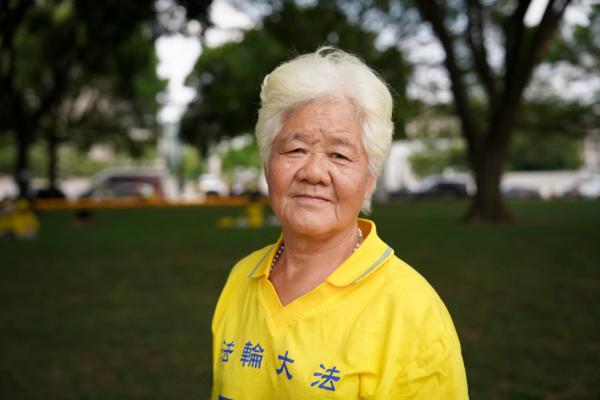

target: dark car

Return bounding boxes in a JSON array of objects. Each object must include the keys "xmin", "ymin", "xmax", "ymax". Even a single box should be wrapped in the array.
[{"xmin": 413, "ymin": 178, "xmax": 469, "ymax": 199}]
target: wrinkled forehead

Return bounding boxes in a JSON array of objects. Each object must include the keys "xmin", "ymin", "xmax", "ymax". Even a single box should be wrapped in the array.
[{"xmin": 275, "ymin": 98, "xmax": 364, "ymax": 143}]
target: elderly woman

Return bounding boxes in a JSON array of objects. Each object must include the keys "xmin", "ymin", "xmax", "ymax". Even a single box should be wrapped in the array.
[{"xmin": 211, "ymin": 48, "xmax": 468, "ymax": 399}]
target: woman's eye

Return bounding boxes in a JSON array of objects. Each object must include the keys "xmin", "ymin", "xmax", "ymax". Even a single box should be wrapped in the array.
[
  {"xmin": 288, "ymin": 148, "xmax": 306, "ymax": 154},
  {"xmin": 331, "ymin": 153, "xmax": 349, "ymax": 160}
]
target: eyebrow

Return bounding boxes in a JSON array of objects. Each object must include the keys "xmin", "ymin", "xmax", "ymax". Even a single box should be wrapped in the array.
[
  {"xmin": 289, "ymin": 132, "xmax": 308, "ymax": 142},
  {"xmin": 287, "ymin": 132, "xmax": 356, "ymax": 147}
]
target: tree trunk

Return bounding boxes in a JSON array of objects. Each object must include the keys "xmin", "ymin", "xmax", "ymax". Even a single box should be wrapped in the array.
[
  {"xmin": 14, "ymin": 127, "xmax": 31, "ymax": 199},
  {"xmin": 464, "ymin": 142, "xmax": 513, "ymax": 223},
  {"xmin": 47, "ymin": 130, "xmax": 59, "ymax": 189}
]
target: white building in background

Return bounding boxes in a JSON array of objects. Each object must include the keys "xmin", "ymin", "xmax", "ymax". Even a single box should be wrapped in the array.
[
  {"xmin": 380, "ymin": 129, "xmax": 600, "ymax": 199},
  {"xmin": 583, "ymin": 130, "xmax": 600, "ymax": 172},
  {"xmin": 382, "ymin": 140, "xmax": 423, "ymax": 192}
]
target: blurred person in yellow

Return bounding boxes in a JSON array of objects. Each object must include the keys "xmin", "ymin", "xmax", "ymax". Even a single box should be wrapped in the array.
[
  {"xmin": 211, "ymin": 48, "xmax": 468, "ymax": 399},
  {"xmin": 12, "ymin": 198, "xmax": 39, "ymax": 239},
  {"xmin": 245, "ymin": 202, "xmax": 264, "ymax": 228}
]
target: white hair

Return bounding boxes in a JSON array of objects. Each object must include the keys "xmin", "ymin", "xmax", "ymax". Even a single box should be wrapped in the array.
[{"xmin": 255, "ymin": 47, "xmax": 394, "ymax": 212}]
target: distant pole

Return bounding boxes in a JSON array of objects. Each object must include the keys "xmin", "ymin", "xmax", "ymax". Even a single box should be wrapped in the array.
[{"xmin": 160, "ymin": 121, "xmax": 184, "ymax": 193}]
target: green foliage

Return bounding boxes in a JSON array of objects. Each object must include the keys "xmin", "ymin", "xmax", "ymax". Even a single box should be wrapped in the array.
[
  {"xmin": 181, "ymin": 29, "xmax": 284, "ymax": 155},
  {"xmin": 0, "ymin": 136, "xmax": 15, "ymax": 174},
  {"xmin": 409, "ymin": 131, "xmax": 583, "ymax": 176},
  {"xmin": 516, "ymin": 97, "xmax": 597, "ymax": 139},
  {"xmin": 508, "ymin": 97, "xmax": 588, "ymax": 171},
  {"xmin": 508, "ymin": 131, "xmax": 582, "ymax": 171},
  {"xmin": 409, "ymin": 140, "xmax": 468, "ymax": 177},
  {"xmin": 181, "ymin": 1, "xmax": 412, "ymax": 154},
  {"xmin": 547, "ymin": 5, "xmax": 600, "ymax": 75},
  {"xmin": 0, "ymin": 138, "xmax": 160, "ymax": 178},
  {"xmin": 51, "ymin": 24, "xmax": 165, "ymax": 152},
  {"xmin": 0, "ymin": 1, "xmax": 165, "ymax": 186},
  {"xmin": 408, "ymin": 96, "xmax": 588, "ymax": 176},
  {"xmin": 5, "ymin": 1, "xmax": 161, "ymax": 125},
  {"xmin": 181, "ymin": 145, "xmax": 203, "ymax": 180},
  {"xmin": 220, "ymin": 140, "xmax": 262, "ymax": 174}
]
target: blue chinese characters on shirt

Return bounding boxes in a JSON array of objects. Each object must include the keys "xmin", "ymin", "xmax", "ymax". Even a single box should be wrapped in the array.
[
  {"xmin": 311, "ymin": 364, "xmax": 341, "ymax": 391},
  {"xmin": 221, "ymin": 341, "xmax": 235, "ymax": 362},
  {"xmin": 218, "ymin": 339, "xmax": 341, "ymax": 393},
  {"xmin": 276, "ymin": 350, "xmax": 295, "ymax": 380},
  {"xmin": 240, "ymin": 341, "xmax": 264, "ymax": 368}
]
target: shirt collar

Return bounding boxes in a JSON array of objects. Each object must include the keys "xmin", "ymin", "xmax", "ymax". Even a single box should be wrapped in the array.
[{"xmin": 247, "ymin": 218, "xmax": 394, "ymax": 287}]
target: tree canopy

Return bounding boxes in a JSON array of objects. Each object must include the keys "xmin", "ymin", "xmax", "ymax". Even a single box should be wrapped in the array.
[
  {"xmin": 181, "ymin": 0, "xmax": 412, "ymax": 156},
  {"xmin": 0, "ymin": 0, "xmax": 165, "ymax": 195}
]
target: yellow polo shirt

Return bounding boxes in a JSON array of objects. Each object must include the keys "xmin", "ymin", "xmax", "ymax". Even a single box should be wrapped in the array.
[{"xmin": 211, "ymin": 219, "xmax": 468, "ymax": 399}]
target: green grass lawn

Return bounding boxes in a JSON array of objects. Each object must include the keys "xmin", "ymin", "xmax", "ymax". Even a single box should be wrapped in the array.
[{"xmin": 1, "ymin": 201, "xmax": 599, "ymax": 399}]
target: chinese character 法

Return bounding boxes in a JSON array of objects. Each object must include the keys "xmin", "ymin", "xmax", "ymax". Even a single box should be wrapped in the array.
[
  {"xmin": 311, "ymin": 364, "xmax": 341, "ymax": 391},
  {"xmin": 220, "ymin": 341, "xmax": 235, "ymax": 362}
]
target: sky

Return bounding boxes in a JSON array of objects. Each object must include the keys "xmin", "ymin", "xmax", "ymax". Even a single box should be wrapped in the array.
[{"xmin": 155, "ymin": 0, "xmax": 596, "ymax": 124}]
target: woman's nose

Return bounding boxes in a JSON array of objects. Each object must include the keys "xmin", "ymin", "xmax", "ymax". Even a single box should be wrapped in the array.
[{"xmin": 297, "ymin": 153, "xmax": 331, "ymax": 185}]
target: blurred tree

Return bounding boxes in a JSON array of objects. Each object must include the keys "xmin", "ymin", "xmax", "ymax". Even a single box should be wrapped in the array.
[
  {"xmin": 156, "ymin": 0, "xmax": 214, "ymax": 38},
  {"xmin": 43, "ymin": 26, "xmax": 165, "ymax": 186},
  {"xmin": 0, "ymin": 0, "xmax": 165, "ymax": 196},
  {"xmin": 181, "ymin": 0, "xmax": 412, "ymax": 157},
  {"xmin": 181, "ymin": 145, "xmax": 203, "ymax": 180},
  {"xmin": 181, "ymin": 28, "xmax": 281, "ymax": 157},
  {"xmin": 409, "ymin": 128, "xmax": 582, "ymax": 177},
  {"xmin": 409, "ymin": 140, "xmax": 468, "ymax": 177},
  {"xmin": 516, "ymin": 96, "xmax": 594, "ymax": 139},
  {"xmin": 220, "ymin": 139, "xmax": 262, "ymax": 174},
  {"xmin": 547, "ymin": 5, "xmax": 600, "ymax": 80},
  {"xmin": 385, "ymin": 0, "xmax": 600, "ymax": 222},
  {"xmin": 508, "ymin": 131, "xmax": 581, "ymax": 171}
]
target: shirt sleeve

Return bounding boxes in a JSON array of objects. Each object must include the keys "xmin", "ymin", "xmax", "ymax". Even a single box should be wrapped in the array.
[
  {"xmin": 367, "ymin": 281, "xmax": 469, "ymax": 399},
  {"xmin": 390, "ymin": 333, "xmax": 469, "ymax": 399}
]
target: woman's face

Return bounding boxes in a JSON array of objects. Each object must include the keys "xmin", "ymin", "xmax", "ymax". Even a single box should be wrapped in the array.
[{"xmin": 266, "ymin": 98, "xmax": 375, "ymax": 238}]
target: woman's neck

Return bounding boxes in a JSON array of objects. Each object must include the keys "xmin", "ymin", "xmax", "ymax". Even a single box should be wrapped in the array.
[
  {"xmin": 269, "ymin": 223, "xmax": 362, "ymax": 306},
  {"xmin": 283, "ymin": 224, "xmax": 358, "ymax": 271}
]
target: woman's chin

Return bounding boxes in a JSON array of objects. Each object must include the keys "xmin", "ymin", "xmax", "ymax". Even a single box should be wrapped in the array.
[{"xmin": 282, "ymin": 213, "xmax": 341, "ymax": 237}]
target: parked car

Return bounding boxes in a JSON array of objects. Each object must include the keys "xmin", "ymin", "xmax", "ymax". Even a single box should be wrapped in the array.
[
  {"xmin": 577, "ymin": 176, "xmax": 600, "ymax": 198},
  {"xmin": 554, "ymin": 175, "xmax": 600, "ymax": 199},
  {"xmin": 413, "ymin": 176, "xmax": 469, "ymax": 199},
  {"xmin": 501, "ymin": 184, "xmax": 541, "ymax": 199},
  {"xmin": 79, "ymin": 168, "xmax": 169, "ymax": 200}
]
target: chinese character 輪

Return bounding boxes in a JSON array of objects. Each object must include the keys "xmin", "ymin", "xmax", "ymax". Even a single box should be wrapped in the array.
[{"xmin": 240, "ymin": 341, "xmax": 264, "ymax": 368}]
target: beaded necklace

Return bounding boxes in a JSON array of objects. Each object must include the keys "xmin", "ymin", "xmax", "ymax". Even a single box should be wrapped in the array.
[{"xmin": 271, "ymin": 227, "xmax": 364, "ymax": 269}]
